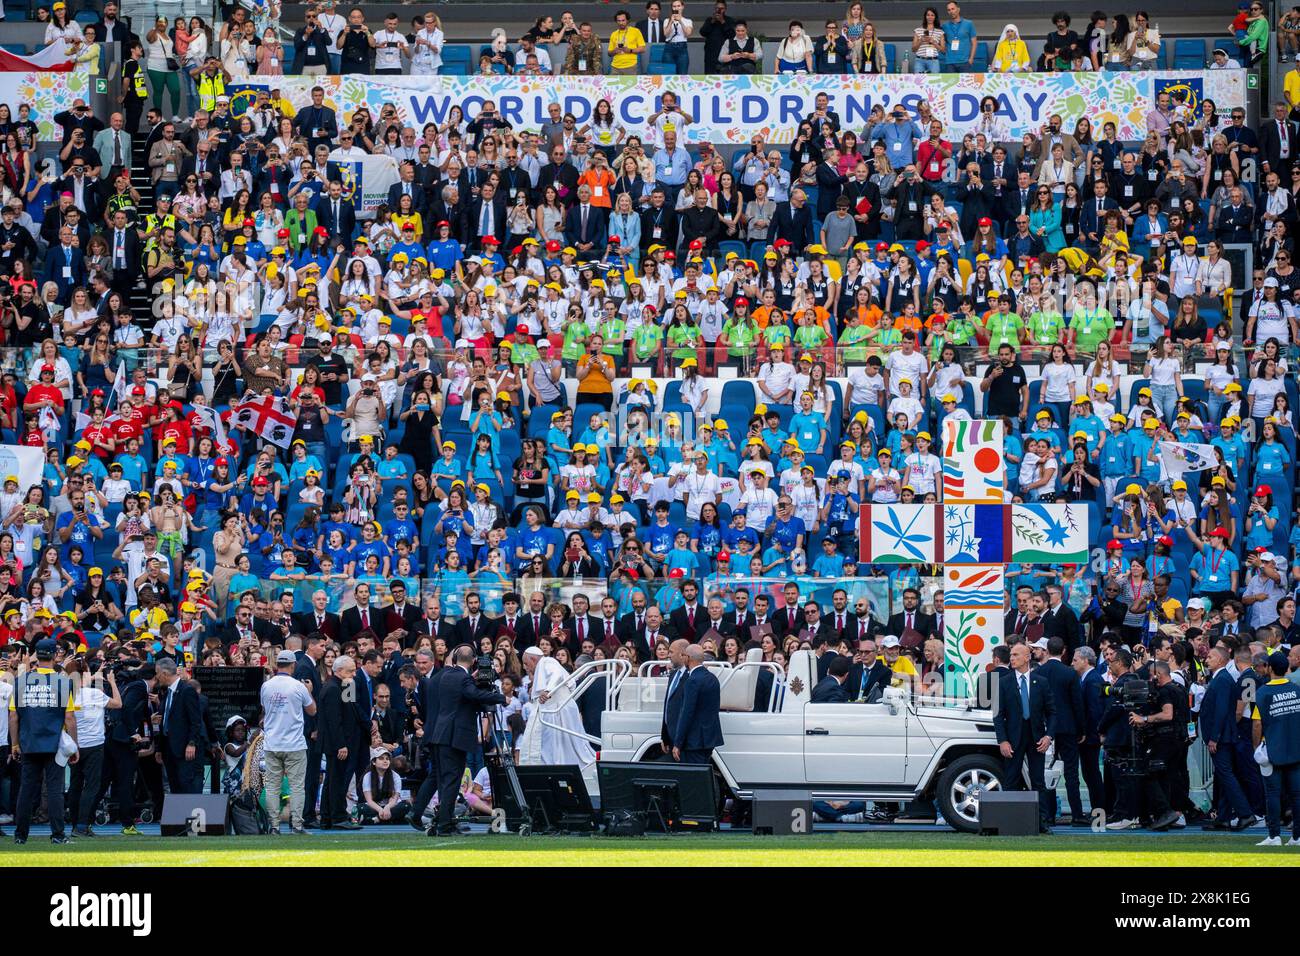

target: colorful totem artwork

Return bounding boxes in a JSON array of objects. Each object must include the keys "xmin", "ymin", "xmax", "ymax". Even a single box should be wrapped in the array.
[{"xmin": 859, "ymin": 419, "xmax": 1089, "ymax": 697}]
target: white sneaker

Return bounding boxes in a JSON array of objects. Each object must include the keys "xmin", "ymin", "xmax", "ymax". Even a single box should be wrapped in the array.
[
  {"xmin": 1105, "ymin": 818, "xmax": 1138, "ymax": 830},
  {"xmin": 839, "ymin": 812, "xmax": 864, "ymax": 823},
  {"xmin": 1257, "ymin": 836, "xmax": 1283, "ymax": 846},
  {"xmin": 1287, "ymin": 837, "xmax": 1300, "ymax": 847},
  {"xmin": 1173, "ymin": 814, "xmax": 1186, "ymax": 829}
]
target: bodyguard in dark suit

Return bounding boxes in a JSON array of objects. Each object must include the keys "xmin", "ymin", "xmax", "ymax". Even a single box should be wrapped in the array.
[
  {"xmin": 293, "ymin": 640, "xmax": 326, "ymax": 826},
  {"xmin": 1076, "ymin": 645, "xmax": 1107, "ymax": 818},
  {"xmin": 1041, "ymin": 588, "xmax": 1081, "ymax": 656},
  {"xmin": 563, "ymin": 192, "xmax": 609, "ymax": 258},
  {"xmin": 430, "ymin": 646, "xmax": 504, "ymax": 835},
  {"xmin": 408, "ymin": 664, "xmax": 447, "ymax": 831},
  {"xmin": 992, "ymin": 643, "xmax": 1057, "ymax": 831},
  {"xmin": 1039, "ymin": 638, "xmax": 1086, "ymax": 824},
  {"xmin": 156, "ymin": 660, "xmax": 205, "ymax": 795},
  {"xmin": 660, "ymin": 640, "xmax": 690, "ymax": 754},
  {"xmin": 1199, "ymin": 647, "xmax": 1256, "ymax": 827},
  {"xmin": 811, "ymin": 656, "xmax": 852, "ymax": 703},
  {"xmin": 672, "ymin": 647, "xmax": 724, "ymax": 764},
  {"xmin": 463, "ymin": 183, "xmax": 509, "ymax": 251},
  {"xmin": 319, "ymin": 656, "xmax": 364, "ymax": 829},
  {"xmin": 1258, "ymin": 105, "xmax": 1299, "ymax": 178}
]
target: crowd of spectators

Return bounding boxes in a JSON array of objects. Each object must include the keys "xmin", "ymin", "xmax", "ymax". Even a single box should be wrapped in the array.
[{"xmin": 0, "ymin": 0, "xmax": 1298, "ymax": 838}]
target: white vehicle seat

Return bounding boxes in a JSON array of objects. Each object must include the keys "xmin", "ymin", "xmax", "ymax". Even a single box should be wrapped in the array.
[
  {"xmin": 718, "ymin": 648, "xmax": 763, "ymax": 712},
  {"xmin": 616, "ymin": 676, "xmax": 666, "ymax": 711}
]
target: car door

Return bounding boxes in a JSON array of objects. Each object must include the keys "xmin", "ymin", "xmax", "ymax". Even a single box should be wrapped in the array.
[{"xmin": 803, "ymin": 703, "xmax": 908, "ymax": 786}]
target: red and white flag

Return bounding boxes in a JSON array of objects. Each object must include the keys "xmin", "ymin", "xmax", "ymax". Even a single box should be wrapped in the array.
[
  {"xmin": 231, "ymin": 392, "xmax": 296, "ymax": 448},
  {"xmin": 0, "ymin": 41, "xmax": 76, "ymax": 72}
]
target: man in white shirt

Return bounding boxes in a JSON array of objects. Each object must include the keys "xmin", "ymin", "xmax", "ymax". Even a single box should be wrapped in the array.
[
  {"xmin": 260, "ymin": 650, "xmax": 318, "ymax": 835},
  {"xmin": 884, "ymin": 335, "xmax": 929, "ymax": 399},
  {"xmin": 317, "ymin": 0, "xmax": 347, "ymax": 72},
  {"xmin": 514, "ymin": 34, "xmax": 552, "ymax": 73},
  {"xmin": 371, "ymin": 13, "xmax": 408, "ymax": 74}
]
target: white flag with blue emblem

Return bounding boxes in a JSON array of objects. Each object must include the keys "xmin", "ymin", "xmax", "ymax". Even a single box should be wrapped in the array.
[
  {"xmin": 327, "ymin": 154, "xmax": 400, "ymax": 219},
  {"xmin": 1158, "ymin": 440, "xmax": 1219, "ymax": 477}
]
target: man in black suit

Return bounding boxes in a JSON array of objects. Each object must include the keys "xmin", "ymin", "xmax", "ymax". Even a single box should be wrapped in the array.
[
  {"xmin": 811, "ymin": 655, "xmax": 852, "ymax": 703},
  {"xmin": 632, "ymin": 607, "xmax": 675, "ymax": 664},
  {"xmin": 293, "ymin": 589, "xmax": 340, "ymax": 641},
  {"xmin": 669, "ymin": 581, "xmax": 707, "ymax": 641},
  {"xmin": 155, "ymin": 659, "xmax": 206, "ymax": 795},
  {"xmin": 452, "ymin": 591, "xmax": 497, "ymax": 649},
  {"xmin": 104, "ymin": 207, "xmax": 142, "ymax": 299},
  {"xmin": 340, "ymin": 585, "xmax": 386, "ymax": 645},
  {"xmin": 318, "ymin": 655, "xmax": 363, "ymax": 829},
  {"xmin": 293, "ymin": 86, "xmax": 338, "ymax": 154},
  {"xmin": 637, "ymin": 0, "xmax": 664, "ymax": 44},
  {"xmin": 771, "ymin": 190, "xmax": 814, "ymax": 250},
  {"xmin": 293, "ymin": 635, "xmax": 327, "ymax": 826},
  {"xmin": 315, "ymin": 179, "xmax": 357, "ymax": 245},
  {"xmin": 672, "ymin": 646, "xmax": 725, "ymax": 764},
  {"xmin": 408, "ymin": 655, "xmax": 447, "ymax": 831},
  {"xmin": 1004, "ymin": 585, "xmax": 1035, "ymax": 638},
  {"xmin": 105, "ymin": 663, "xmax": 153, "ymax": 833},
  {"xmin": 639, "ymin": 187, "xmax": 679, "ymax": 252},
  {"xmin": 353, "ymin": 651, "xmax": 381, "ymax": 791},
  {"xmin": 386, "ymin": 161, "xmax": 427, "ymax": 217},
  {"xmin": 537, "ymin": 143, "xmax": 580, "ymax": 207},
  {"xmin": 1079, "ymin": 179, "xmax": 1119, "ymax": 253},
  {"xmin": 1041, "ymin": 585, "xmax": 1081, "ymax": 656},
  {"xmin": 382, "ymin": 580, "xmax": 423, "ymax": 647},
  {"xmin": 463, "ymin": 180, "xmax": 508, "ymax": 252},
  {"xmin": 408, "ymin": 595, "xmax": 451, "ymax": 645},
  {"xmin": 564, "ymin": 184, "xmax": 608, "ymax": 260},
  {"xmin": 887, "ymin": 588, "xmax": 934, "ymax": 646},
  {"xmin": 565, "ymin": 594, "xmax": 604, "ymax": 651},
  {"xmin": 992, "ymin": 643, "xmax": 1058, "ymax": 832},
  {"xmin": 1209, "ymin": 599, "xmax": 1255, "ymax": 646},
  {"xmin": 814, "ymin": 150, "xmax": 848, "ymax": 220},
  {"xmin": 616, "ymin": 591, "xmax": 651, "ymax": 645},
  {"xmin": 1039, "ymin": 637, "xmax": 1087, "ymax": 826},
  {"xmin": 660, "ymin": 639, "xmax": 691, "ymax": 756},
  {"xmin": 847, "ymin": 637, "xmax": 892, "ymax": 703},
  {"xmin": 430, "ymin": 645, "xmax": 504, "ymax": 835},
  {"xmin": 722, "ymin": 588, "xmax": 757, "ymax": 636},
  {"xmin": 1258, "ymin": 101, "xmax": 1299, "ymax": 179}
]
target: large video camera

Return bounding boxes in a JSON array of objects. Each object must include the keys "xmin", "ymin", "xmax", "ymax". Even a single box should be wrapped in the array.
[
  {"xmin": 1106, "ymin": 675, "xmax": 1169, "ymax": 775},
  {"xmin": 473, "ymin": 654, "xmax": 498, "ymax": 691}
]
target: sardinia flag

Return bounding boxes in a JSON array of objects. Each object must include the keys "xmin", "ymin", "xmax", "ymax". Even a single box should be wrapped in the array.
[{"xmin": 0, "ymin": 41, "xmax": 75, "ymax": 71}]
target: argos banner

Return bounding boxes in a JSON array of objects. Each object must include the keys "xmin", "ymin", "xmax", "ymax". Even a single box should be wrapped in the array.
[{"xmin": 270, "ymin": 70, "xmax": 1245, "ymax": 144}]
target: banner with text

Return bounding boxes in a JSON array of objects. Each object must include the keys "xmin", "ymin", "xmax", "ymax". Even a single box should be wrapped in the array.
[
  {"xmin": 0, "ymin": 69, "xmax": 91, "ymax": 143},
  {"xmin": 271, "ymin": 71, "xmax": 1246, "ymax": 144}
]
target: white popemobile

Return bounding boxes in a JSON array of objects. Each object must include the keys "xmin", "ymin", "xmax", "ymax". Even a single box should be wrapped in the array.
[{"xmin": 532, "ymin": 649, "xmax": 1018, "ymax": 832}]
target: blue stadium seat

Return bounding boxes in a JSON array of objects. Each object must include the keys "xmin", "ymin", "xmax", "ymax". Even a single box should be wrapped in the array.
[
  {"xmin": 1172, "ymin": 38, "xmax": 1206, "ymax": 69},
  {"xmin": 441, "ymin": 45, "xmax": 473, "ymax": 74},
  {"xmin": 971, "ymin": 42, "xmax": 989, "ymax": 72}
]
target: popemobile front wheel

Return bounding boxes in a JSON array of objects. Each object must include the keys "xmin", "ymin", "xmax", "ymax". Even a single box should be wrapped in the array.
[{"xmin": 935, "ymin": 754, "xmax": 1005, "ymax": 833}]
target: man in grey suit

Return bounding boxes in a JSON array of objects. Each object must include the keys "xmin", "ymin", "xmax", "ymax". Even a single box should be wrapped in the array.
[{"xmin": 93, "ymin": 112, "xmax": 133, "ymax": 179}]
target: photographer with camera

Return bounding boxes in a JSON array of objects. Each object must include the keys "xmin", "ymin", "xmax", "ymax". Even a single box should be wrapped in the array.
[
  {"xmin": 429, "ymin": 644, "xmax": 503, "ymax": 836},
  {"xmin": 1098, "ymin": 648, "xmax": 1180, "ymax": 831},
  {"xmin": 104, "ymin": 660, "xmax": 153, "ymax": 835}
]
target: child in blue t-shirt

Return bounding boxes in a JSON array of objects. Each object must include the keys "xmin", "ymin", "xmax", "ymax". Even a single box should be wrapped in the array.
[
  {"xmin": 663, "ymin": 530, "xmax": 701, "ymax": 578},
  {"xmin": 376, "ymin": 444, "xmax": 409, "ymax": 481},
  {"xmin": 812, "ymin": 536, "xmax": 846, "ymax": 577}
]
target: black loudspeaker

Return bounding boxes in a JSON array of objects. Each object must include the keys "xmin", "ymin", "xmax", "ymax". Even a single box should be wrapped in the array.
[
  {"xmin": 977, "ymin": 791, "xmax": 1040, "ymax": 836},
  {"xmin": 160, "ymin": 794, "xmax": 231, "ymax": 836},
  {"xmin": 752, "ymin": 789, "xmax": 813, "ymax": 835}
]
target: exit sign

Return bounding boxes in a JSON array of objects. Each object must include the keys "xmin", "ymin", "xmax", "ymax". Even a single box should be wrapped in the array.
[
  {"xmin": 1247, "ymin": 73, "xmax": 1259, "ymax": 89},
  {"xmin": 94, "ymin": 78, "xmax": 107, "ymax": 94}
]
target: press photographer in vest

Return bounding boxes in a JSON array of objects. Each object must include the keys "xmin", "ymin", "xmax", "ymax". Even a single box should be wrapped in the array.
[
  {"xmin": 1251, "ymin": 651, "xmax": 1300, "ymax": 845},
  {"xmin": 9, "ymin": 640, "xmax": 79, "ymax": 845}
]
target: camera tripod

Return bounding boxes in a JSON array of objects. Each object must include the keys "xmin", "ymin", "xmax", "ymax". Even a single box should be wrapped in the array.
[{"xmin": 481, "ymin": 701, "xmax": 532, "ymax": 836}]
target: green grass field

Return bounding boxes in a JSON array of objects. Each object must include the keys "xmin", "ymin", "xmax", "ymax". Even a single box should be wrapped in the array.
[{"xmin": 8, "ymin": 831, "xmax": 1300, "ymax": 867}]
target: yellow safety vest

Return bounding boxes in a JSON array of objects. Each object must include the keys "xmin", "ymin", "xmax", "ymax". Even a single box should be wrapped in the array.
[
  {"xmin": 130, "ymin": 62, "xmax": 147, "ymax": 99},
  {"xmin": 196, "ymin": 72, "xmax": 225, "ymax": 112}
]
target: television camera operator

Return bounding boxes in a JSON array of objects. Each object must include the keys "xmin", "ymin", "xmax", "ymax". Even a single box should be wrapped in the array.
[
  {"xmin": 1098, "ymin": 649, "xmax": 1181, "ymax": 831},
  {"xmin": 429, "ymin": 645, "xmax": 503, "ymax": 836}
]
